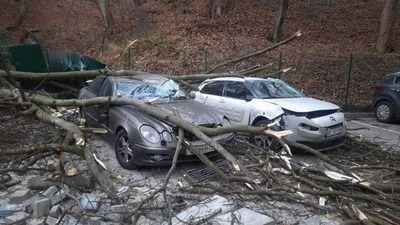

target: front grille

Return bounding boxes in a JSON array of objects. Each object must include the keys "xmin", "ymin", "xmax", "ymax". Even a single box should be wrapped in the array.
[
  {"xmin": 307, "ymin": 109, "xmax": 339, "ymax": 119},
  {"xmin": 174, "ymin": 123, "xmax": 218, "ymax": 141}
]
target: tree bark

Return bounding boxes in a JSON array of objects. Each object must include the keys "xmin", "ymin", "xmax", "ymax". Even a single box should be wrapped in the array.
[
  {"xmin": 211, "ymin": 0, "xmax": 229, "ymax": 17},
  {"xmin": 271, "ymin": 0, "xmax": 289, "ymax": 43},
  {"xmin": 377, "ymin": 0, "xmax": 399, "ymax": 53}
]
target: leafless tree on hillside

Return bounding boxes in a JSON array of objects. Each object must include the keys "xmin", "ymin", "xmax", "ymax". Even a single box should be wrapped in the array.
[
  {"xmin": 377, "ymin": 0, "xmax": 399, "ymax": 53},
  {"xmin": 270, "ymin": 0, "xmax": 289, "ymax": 43},
  {"xmin": 211, "ymin": 0, "xmax": 229, "ymax": 17}
]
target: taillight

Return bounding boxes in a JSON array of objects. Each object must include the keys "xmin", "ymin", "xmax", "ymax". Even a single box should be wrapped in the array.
[{"xmin": 373, "ymin": 85, "xmax": 383, "ymax": 90}]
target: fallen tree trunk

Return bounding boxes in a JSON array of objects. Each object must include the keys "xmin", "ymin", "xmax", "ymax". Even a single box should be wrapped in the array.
[
  {"xmin": 28, "ymin": 94, "xmax": 293, "ymax": 187},
  {"xmin": 205, "ymin": 31, "xmax": 301, "ymax": 73}
]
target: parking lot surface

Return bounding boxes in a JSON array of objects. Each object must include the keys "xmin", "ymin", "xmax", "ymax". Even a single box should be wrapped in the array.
[{"xmin": 346, "ymin": 114, "xmax": 400, "ymax": 152}]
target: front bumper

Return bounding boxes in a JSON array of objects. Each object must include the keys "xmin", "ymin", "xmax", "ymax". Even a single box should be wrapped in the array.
[
  {"xmin": 129, "ymin": 132, "xmax": 235, "ymax": 167},
  {"xmin": 283, "ymin": 112, "xmax": 347, "ymax": 150}
]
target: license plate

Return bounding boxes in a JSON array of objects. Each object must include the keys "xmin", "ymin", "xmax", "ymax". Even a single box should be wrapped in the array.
[
  {"xmin": 186, "ymin": 146, "xmax": 215, "ymax": 155},
  {"xmin": 327, "ymin": 125, "xmax": 343, "ymax": 137}
]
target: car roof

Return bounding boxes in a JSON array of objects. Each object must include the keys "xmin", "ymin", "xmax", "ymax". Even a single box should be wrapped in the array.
[
  {"xmin": 204, "ymin": 76, "xmax": 278, "ymax": 82},
  {"xmin": 107, "ymin": 73, "xmax": 169, "ymax": 84}
]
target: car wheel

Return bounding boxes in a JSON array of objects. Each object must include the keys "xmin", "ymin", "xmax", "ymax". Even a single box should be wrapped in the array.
[
  {"xmin": 374, "ymin": 101, "xmax": 395, "ymax": 123},
  {"xmin": 252, "ymin": 119, "xmax": 279, "ymax": 150},
  {"xmin": 115, "ymin": 129, "xmax": 138, "ymax": 170}
]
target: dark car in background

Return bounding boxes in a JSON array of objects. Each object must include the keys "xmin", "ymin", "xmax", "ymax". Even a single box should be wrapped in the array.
[
  {"xmin": 79, "ymin": 74, "xmax": 234, "ymax": 169},
  {"xmin": 372, "ymin": 72, "xmax": 400, "ymax": 123}
]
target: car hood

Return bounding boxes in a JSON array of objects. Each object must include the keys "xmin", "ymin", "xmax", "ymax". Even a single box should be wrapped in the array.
[
  {"xmin": 156, "ymin": 99, "xmax": 223, "ymax": 126},
  {"xmin": 262, "ymin": 97, "xmax": 339, "ymax": 112}
]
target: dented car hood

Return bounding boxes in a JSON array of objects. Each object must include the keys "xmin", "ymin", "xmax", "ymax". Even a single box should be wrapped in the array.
[
  {"xmin": 156, "ymin": 99, "xmax": 224, "ymax": 126},
  {"xmin": 262, "ymin": 97, "xmax": 340, "ymax": 113}
]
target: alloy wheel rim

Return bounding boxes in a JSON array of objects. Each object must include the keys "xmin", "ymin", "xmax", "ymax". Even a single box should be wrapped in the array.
[
  {"xmin": 254, "ymin": 123, "xmax": 273, "ymax": 149},
  {"xmin": 377, "ymin": 104, "xmax": 390, "ymax": 120},
  {"xmin": 117, "ymin": 135, "xmax": 133, "ymax": 163},
  {"xmin": 254, "ymin": 135, "xmax": 273, "ymax": 149}
]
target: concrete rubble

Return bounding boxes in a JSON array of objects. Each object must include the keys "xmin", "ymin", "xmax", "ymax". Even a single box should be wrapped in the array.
[{"xmin": 0, "ymin": 134, "xmax": 344, "ymax": 225}]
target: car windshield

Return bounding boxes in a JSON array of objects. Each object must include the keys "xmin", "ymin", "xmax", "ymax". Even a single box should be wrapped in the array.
[
  {"xmin": 246, "ymin": 79, "xmax": 304, "ymax": 98},
  {"xmin": 116, "ymin": 79, "xmax": 187, "ymax": 101}
]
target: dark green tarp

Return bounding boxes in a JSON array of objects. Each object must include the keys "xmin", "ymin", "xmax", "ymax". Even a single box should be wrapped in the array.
[
  {"xmin": 7, "ymin": 43, "xmax": 106, "ymax": 95},
  {"xmin": 47, "ymin": 49, "xmax": 106, "ymax": 72},
  {"xmin": 8, "ymin": 43, "xmax": 47, "ymax": 72}
]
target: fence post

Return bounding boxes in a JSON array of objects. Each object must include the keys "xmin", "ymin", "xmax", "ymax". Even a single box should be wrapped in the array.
[
  {"xmin": 127, "ymin": 47, "xmax": 131, "ymax": 69},
  {"xmin": 344, "ymin": 53, "xmax": 353, "ymax": 110}
]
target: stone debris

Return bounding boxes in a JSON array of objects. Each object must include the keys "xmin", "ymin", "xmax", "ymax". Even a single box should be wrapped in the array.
[
  {"xmin": 0, "ymin": 135, "xmax": 343, "ymax": 225},
  {"xmin": 211, "ymin": 207, "xmax": 276, "ymax": 225},
  {"xmin": 0, "ymin": 204, "xmax": 23, "ymax": 217},
  {"xmin": 32, "ymin": 198, "xmax": 51, "ymax": 218},
  {"xmin": 166, "ymin": 195, "xmax": 276, "ymax": 225},
  {"xmin": 80, "ymin": 193, "xmax": 101, "ymax": 211},
  {"xmin": 4, "ymin": 211, "xmax": 30, "ymax": 224},
  {"xmin": 9, "ymin": 189, "xmax": 35, "ymax": 204},
  {"xmin": 26, "ymin": 217, "xmax": 46, "ymax": 225}
]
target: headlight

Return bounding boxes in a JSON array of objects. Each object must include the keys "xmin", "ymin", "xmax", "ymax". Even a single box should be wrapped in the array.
[
  {"xmin": 140, "ymin": 125, "xmax": 161, "ymax": 143},
  {"xmin": 162, "ymin": 131, "xmax": 173, "ymax": 142}
]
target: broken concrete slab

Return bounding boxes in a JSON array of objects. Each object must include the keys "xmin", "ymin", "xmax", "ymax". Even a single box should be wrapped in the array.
[
  {"xmin": 9, "ymin": 189, "xmax": 36, "ymax": 203},
  {"xmin": 60, "ymin": 215, "xmax": 83, "ymax": 225},
  {"xmin": 169, "ymin": 195, "xmax": 236, "ymax": 225},
  {"xmin": 45, "ymin": 216, "xmax": 57, "ymax": 225},
  {"xmin": 49, "ymin": 205, "xmax": 62, "ymax": 218},
  {"xmin": 81, "ymin": 193, "xmax": 101, "ymax": 211},
  {"xmin": 0, "ymin": 204, "xmax": 23, "ymax": 217},
  {"xmin": 42, "ymin": 186, "xmax": 59, "ymax": 198},
  {"xmin": 27, "ymin": 177, "xmax": 58, "ymax": 190},
  {"xmin": 4, "ymin": 211, "xmax": 30, "ymax": 224},
  {"xmin": 26, "ymin": 217, "xmax": 46, "ymax": 225},
  {"xmin": 32, "ymin": 198, "xmax": 51, "ymax": 218},
  {"xmin": 49, "ymin": 190, "xmax": 68, "ymax": 206},
  {"xmin": 211, "ymin": 208, "xmax": 276, "ymax": 225},
  {"xmin": 110, "ymin": 204, "xmax": 130, "ymax": 213},
  {"xmin": 87, "ymin": 216, "xmax": 102, "ymax": 225}
]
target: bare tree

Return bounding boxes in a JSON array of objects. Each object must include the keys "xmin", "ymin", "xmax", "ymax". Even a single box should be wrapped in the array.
[
  {"xmin": 377, "ymin": 0, "xmax": 399, "ymax": 53},
  {"xmin": 211, "ymin": 0, "xmax": 229, "ymax": 17},
  {"xmin": 271, "ymin": 0, "xmax": 289, "ymax": 43}
]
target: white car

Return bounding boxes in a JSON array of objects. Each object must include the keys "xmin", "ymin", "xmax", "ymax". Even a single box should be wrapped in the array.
[{"xmin": 192, "ymin": 76, "xmax": 347, "ymax": 150}]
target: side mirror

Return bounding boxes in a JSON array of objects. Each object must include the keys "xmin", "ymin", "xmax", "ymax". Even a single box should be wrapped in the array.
[
  {"xmin": 244, "ymin": 95, "xmax": 254, "ymax": 102},
  {"xmin": 189, "ymin": 91, "xmax": 196, "ymax": 99}
]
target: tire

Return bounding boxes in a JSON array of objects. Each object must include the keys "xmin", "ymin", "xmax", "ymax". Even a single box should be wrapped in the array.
[
  {"xmin": 374, "ymin": 100, "xmax": 395, "ymax": 123},
  {"xmin": 252, "ymin": 119, "xmax": 280, "ymax": 150},
  {"xmin": 115, "ymin": 129, "xmax": 138, "ymax": 170}
]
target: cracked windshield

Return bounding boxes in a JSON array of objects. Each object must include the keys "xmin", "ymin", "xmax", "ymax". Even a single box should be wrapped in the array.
[{"xmin": 116, "ymin": 79, "xmax": 187, "ymax": 101}]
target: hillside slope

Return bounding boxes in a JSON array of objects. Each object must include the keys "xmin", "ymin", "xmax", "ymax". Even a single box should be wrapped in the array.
[{"xmin": 1, "ymin": 0, "xmax": 400, "ymax": 109}]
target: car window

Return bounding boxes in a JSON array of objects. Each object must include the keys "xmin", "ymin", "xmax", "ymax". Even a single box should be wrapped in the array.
[
  {"xmin": 382, "ymin": 75, "xmax": 395, "ymax": 85},
  {"xmin": 224, "ymin": 81, "xmax": 252, "ymax": 99},
  {"xmin": 395, "ymin": 76, "xmax": 400, "ymax": 85},
  {"xmin": 200, "ymin": 81, "xmax": 224, "ymax": 96},
  {"xmin": 99, "ymin": 79, "xmax": 112, "ymax": 96},
  {"xmin": 246, "ymin": 79, "xmax": 303, "ymax": 98},
  {"xmin": 87, "ymin": 76, "xmax": 106, "ymax": 95}
]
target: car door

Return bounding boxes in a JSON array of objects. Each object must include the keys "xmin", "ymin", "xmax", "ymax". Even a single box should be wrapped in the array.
[
  {"xmin": 197, "ymin": 81, "xmax": 226, "ymax": 114},
  {"xmin": 80, "ymin": 76, "xmax": 106, "ymax": 125},
  {"xmin": 221, "ymin": 81, "xmax": 253, "ymax": 125},
  {"xmin": 95, "ymin": 78, "xmax": 113, "ymax": 127}
]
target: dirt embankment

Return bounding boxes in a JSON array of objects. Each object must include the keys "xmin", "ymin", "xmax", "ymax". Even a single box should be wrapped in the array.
[{"xmin": 1, "ymin": 0, "xmax": 400, "ymax": 109}]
